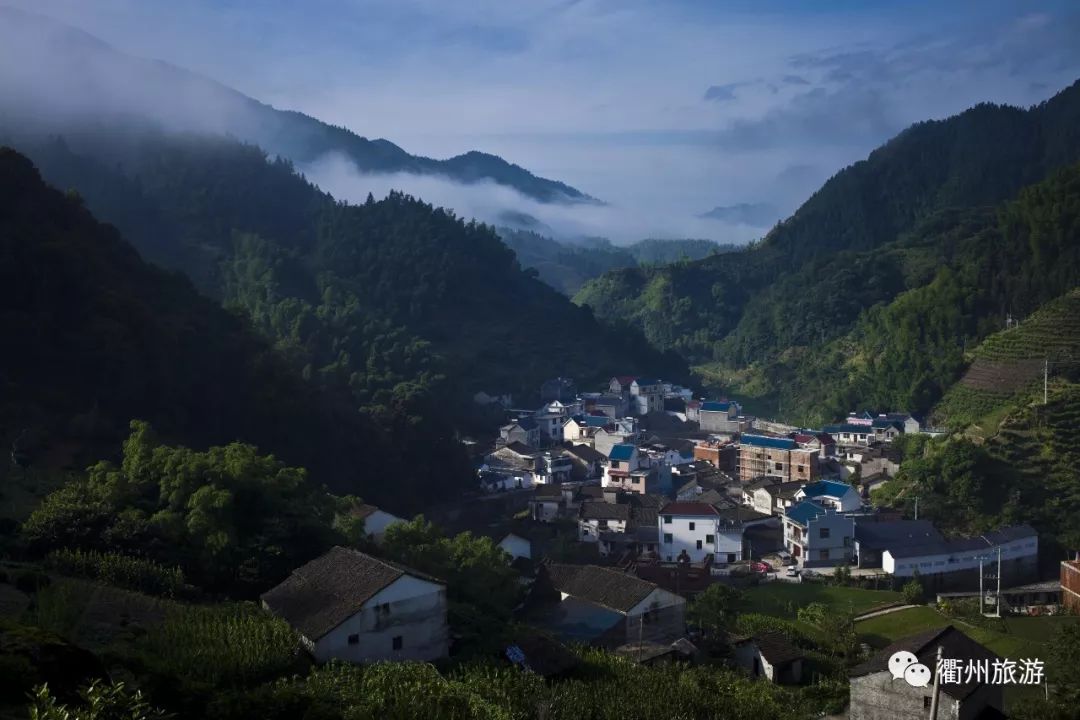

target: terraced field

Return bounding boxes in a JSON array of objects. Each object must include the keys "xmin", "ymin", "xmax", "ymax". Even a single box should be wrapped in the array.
[{"xmin": 935, "ymin": 288, "xmax": 1080, "ymax": 429}]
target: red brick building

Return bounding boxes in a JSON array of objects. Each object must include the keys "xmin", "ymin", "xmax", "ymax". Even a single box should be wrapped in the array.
[{"xmin": 1062, "ymin": 559, "xmax": 1080, "ymax": 614}]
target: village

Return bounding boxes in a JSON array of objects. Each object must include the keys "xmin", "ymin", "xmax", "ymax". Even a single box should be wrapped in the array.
[{"xmin": 259, "ymin": 374, "xmax": 1080, "ymax": 720}]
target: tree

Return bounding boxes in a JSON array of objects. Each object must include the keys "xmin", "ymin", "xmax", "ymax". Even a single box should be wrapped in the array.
[
  {"xmin": 901, "ymin": 577, "xmax": 924, "ymax": 605},
  {"xmin": 688, "ymin": 583, "xmax": 744, "ymax": 639},
  {"xmin": 381, "ymin": 517, "xmax": 521, "ymax": 617}
]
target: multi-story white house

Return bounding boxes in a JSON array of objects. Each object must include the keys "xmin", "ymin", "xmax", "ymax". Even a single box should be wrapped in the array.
[
  {"xmin": 657, "ymin": 502, "xmax": 753, "ymax": 567},
  {"xmin": 629, "ymin": 378, "xmax": 666, "ymax": 415},
  {"xmin": 793, "ymin": 480, "xmax": 862, "ymax": 513},
  {"xmin": 782, "ymin": 500, "xmax": 855, "ymax": 568},
  {"xmin": 262, "ymin": 547, "xmax": 448, "ymax": 664}
]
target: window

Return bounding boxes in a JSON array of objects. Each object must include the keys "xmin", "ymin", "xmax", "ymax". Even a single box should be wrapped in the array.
[
  {"xmin": 696, "ymin": 540, "xmax": 702, "ymax": 550},
  {"xmin": 923, "ymin": 697, "xmax": 932, "ymax": 710},
  {"xmin": 347, "ymin": 634, "xmax": 359, "ymax": 645},
  {"xmin": 818, "ymin": 549, "xmax": 829, "ymax": 560},
  {"xmin": 706, "ymin": 534, "xmax": 715, "ymax": 544},
  {"xmin": 663, "ymin": 515, "xmax": 672, "ymax": 524},
  {"xmin": 664, "ymin": 533, "xmax": 673, "ymax": 544},
  {"xmin": 774, "ymin": 462, "xmax": 783, "ymax": 470},
  {"xmin": 632, "ymin": 477, "xmax": 641, "ymax": 484},
  {"xmin": 819, "ymin": 527, "xmax": 830, "ymax": 539},
  {"xmin": 598, "ymin": 519, "xmax": 608, "ymax": 528},
  {"xmin": 688, "ymin": 522, "xmax": 695, "ymax": 531},
  {"xmin": 727, "ymin": 553, "xmax": 737, "ymax": 563},
  {"xmin": 392, "ymin": 636, "xmax": 403, "ymax": 651},
  {"xmin": 797, "ymin": 465, "xmax": 805, "ymax": 473}
]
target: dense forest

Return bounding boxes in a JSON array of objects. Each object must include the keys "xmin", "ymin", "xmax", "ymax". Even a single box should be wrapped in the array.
[
  {"xmin": 498, "ymin": 228, "xmax": 732, "ymax": 295},
  {"xmin": 575, "ymin": 79, "xmax": 1080, "ymax": 420},
  {"xmin": 0, "ymin": 148, "xmax": 472, "ymax": 510}
]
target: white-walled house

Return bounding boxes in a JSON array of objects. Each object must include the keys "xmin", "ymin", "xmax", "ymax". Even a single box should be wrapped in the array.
[
  {"xmin": 498, "ymin": 533, "xmax": 532, "ymax": 562},
  {"xmin": 630, "ymin": 378, "xmax": 666, "ymax": 415},
  {"xmin": 793, "ymin": 480, "xmax": 862, "ymax": 513},
  {"xmin": 783, "ymin": 501, "xmax": 855, "ymax": 568},
  {"xmin": 262, "ymin": 547, "xmax": 448, "ymax": 664},
  {"xmin": 656, "ymin": 502, "xmax": 763, "ymax": 567},
  {"xmin": 350, "ymin": 504, "xmax": 406, "ymax": 542}
]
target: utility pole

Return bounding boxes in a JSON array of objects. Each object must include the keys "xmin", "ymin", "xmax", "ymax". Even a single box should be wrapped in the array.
[
  {"xmin": 914, "ymin": 496, "xmax": 919, "ymax": 520},
  {"xmin": 978, "ymin": 558, "xmax": 984, "ymax": 615},
  {"xmin": 996, "ymin": 546, "xmax": 1002, "ymax": 618},
  {"xmin": 929, "ymin": 645, "xmax": 944, "ymax": 720},
  {"xmin": 1044, "ymin": 359, "xmax": 1049, "ymax": 405}
]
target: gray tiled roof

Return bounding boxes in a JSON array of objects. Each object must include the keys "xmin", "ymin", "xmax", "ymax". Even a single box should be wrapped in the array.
[
  {"xmin": 261, "ymin": 547, "xmax": 442, "ymax": 641},
  {"xmin": 544, "ymin": 563, "xmax": 660, "ymax": 613}
]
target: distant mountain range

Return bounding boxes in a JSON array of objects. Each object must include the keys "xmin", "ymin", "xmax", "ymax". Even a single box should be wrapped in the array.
[
  {"xmin": 699, "ymin": 202, "xmax": 779, "ymax": 227},
  {"xmin": 498, "ymin": 229, "xmax": 734, "ymax": 296},
  {"xmin": 0, "ymin": 5, "xmax": 596, "ymax": 205}
]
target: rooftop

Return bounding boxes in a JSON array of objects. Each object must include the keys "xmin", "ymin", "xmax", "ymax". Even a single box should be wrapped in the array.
[
  {"xmin": 543, "ymin": 563, "xmax": 662, "ymax": 613},
  {"xmin": 700, "ymin": 401, "xmax": 732, "ymax": 413},
  {"xmin": 660, "ymin": 502, "xmax": 721, "ymax": 517},
  {"xmin": 740, "ymin": 434, "xmax": 796, "ymax": 450},
  {"xmin": 785, "ymin": 500, "xmax": 829, "ymax": 526},
  {"xmin": 260, "ymin": 547, "xmax": 442, "ymax": 641},
  {"xmin": 799, "ymin": 480, "xmax": 856, "ymax": 499},
  {"xmin": 850, "ymin": 626, "xmax": 998, "ymax": 701},
  {"xmin": 608, "ymin": 444, "xmax": 637, "ymax": 461}
]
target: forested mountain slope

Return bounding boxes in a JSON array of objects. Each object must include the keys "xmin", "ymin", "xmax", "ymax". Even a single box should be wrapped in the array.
[
  {"xmin": 0, "ymin": 147, "xmax": 469, "ymax": 510},
  {"xmin": 0, "ymin": 5, "xmax": 594, "ymax": 204},
  {"xmin": 697, "ymin": 163, "xmax": 1080, "ymax": 425},
  {"xmin": 576, "ymin": 79, "xmax": 1080, "ymax": 369},
  {"xmin": 3, "ymin": 131, "xmax": 685, "ymax": 414},
  {"xmin": 498, "ymin": 228, "xmax": 730, "ymax": 295}
]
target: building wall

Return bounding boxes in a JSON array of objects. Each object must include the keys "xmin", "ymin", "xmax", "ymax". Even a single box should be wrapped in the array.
[
  {"xmin": 1063, "ymin": 561, "xmax": 1080, "ymax": 614},
  {"xmin": 314, "ymin": 576, "xmax": 448, "ymax": 664},
  {"xmin": 659, "ymin": 514, "xmax": 720, "ymax": 563},
  {"xmin": 531, "ymin": 499, "xmax": 561, "ymax": 522},
  {"xmin": 883, "ymin": 536, "xmax": 1039, "ymax": 577},
  {"xmin": 364, "ymin": 510, "xmax": 405, "ymax": 540},
  {"xmin": 738, "ymin": 446, "xmax": 817, "ymax": 484},
  {"xmin": 849, "ymin": 671, "xmax": 1000, "ymax": 720},
  {"xmin": 499, "ymin": 535, "xmax": 531, "ymax": 561},
  {"xmin": 699, "ymin": 410, "xmax": 738, "ymax": 433},
  {"xmin": 625, "ymin": 588, "xmax": 686, "ymax": 644},
  {"xmin": 784, "ymin": 512, "xmax": 854, "ymax": 567}
]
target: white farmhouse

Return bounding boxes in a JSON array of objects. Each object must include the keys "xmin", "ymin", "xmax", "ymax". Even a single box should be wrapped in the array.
[
  {"xmin": 261, "ymin": 546, "xmax": 448, "ymax": 664},
  {"xmin": 657, "ymin": 502, "xmax": 774, "ymax": 568},
  {"xmin": 349, "ymin": 504, "xmax": 406, "ymax": 543}
]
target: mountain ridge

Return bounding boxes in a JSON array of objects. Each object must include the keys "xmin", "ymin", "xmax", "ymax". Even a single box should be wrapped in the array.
[{"xmin": 0, "ymin": 4, "xmax": 596, "ymax": 205}]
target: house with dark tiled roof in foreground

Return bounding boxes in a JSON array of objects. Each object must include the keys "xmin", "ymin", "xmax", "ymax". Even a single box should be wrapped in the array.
[
  {"xmin": 526, "ymin": 563, "xmax": 686, "ymax": 648},
  {"xmin": 261, "ymin": 546, "xmax": 448, "ymax": 664},
  {"xmin": 849, "ymin": 626, "xmax": 1002, "ymax": 720}
]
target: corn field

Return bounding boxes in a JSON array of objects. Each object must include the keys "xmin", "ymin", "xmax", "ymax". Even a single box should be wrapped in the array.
[
  {"xmin": 137, "ymin": 604, "xmax": 300, "ymax": 687},
  {"xmin": 45, "ymin": 549, "xmax": 186, "ymax": 598}
]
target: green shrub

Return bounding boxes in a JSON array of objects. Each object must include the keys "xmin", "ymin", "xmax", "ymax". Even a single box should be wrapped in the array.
[
  {"xmin": 45, "ymin": 549, "xmax": 187, "ymax": 598},
  {"xmin": 28, "ymin": 680, "xmax": 170, "ymax": 720}
]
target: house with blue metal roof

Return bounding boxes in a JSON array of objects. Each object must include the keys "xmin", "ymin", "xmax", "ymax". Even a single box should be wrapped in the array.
[
  {"xmin": 794, "ymin": 480, "xmax": 862, "ymax": 512},
  {"xmin": 782, "ymin": 500, "xmax": 855, "ymax": 568}
]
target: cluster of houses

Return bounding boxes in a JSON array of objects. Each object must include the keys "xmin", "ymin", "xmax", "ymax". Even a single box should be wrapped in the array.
[{"xmin": 248, "ymin": 378, "xmax": 1062, "ymax": 720}]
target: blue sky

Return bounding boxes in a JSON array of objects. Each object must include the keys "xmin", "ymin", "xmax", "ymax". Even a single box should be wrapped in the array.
[{"xmin": 8, "ymin": 0, "xmax": 1080, "ymax": 241}]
